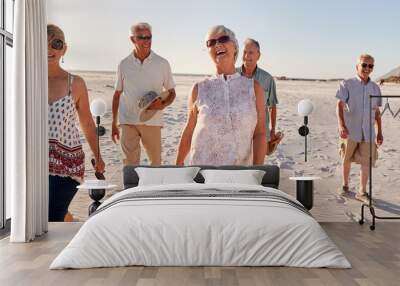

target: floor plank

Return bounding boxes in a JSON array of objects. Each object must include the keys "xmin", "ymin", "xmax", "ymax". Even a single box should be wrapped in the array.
[{"xmin": 0, "ymin": 222, "xmax": 399, "ymax": 286}]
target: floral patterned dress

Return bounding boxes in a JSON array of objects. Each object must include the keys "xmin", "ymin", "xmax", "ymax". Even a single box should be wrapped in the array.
[{"xmin": 48, "ymin": 74, "xmax": 85, "ymax": 182}]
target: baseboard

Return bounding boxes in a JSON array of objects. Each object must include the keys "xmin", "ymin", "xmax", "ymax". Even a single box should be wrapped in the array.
[{"xmin": 0, "ymin": 218, "xmax": 11, "ymax": 239}]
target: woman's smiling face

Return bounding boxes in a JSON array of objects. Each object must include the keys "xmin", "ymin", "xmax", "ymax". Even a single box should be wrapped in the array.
[
  {"xmin": 47, "ymin": 37, "xmax": 66, "ymax": 64},
  {"xmin": 207, "ymin": 32, "xmax": 236, "ymax": 66}
]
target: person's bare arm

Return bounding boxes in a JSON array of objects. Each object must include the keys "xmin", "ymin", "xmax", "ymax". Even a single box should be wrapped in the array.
[
  {"xmin": 253, "ymin": 80, "xmax": 267, "ymax": 164},
  {"xmin": 149, "ymin": 61, "xmax": 176, "ymax": 110},
  {"xmin": 336, "ymin": 100, "xmax": 348, "ymax": 139},
  {"xmin": 176, "ymin": 84, "xmax": 198, "ymax": 166},
  {"xmin": 73, "ymin": 76, "xmax": 105, "ymax": 173},
  {"xmin": 111, "ymin": 90, "xmax": 122, "ymax": 143},
  {"xmin": 375, "ymin": 108, "xmax": 383, "ymax": 146},
  {"xmin": 162, "ymin": 88, "xmax": 176, "ymax": 107},
  {"xmin": 147, "ymin": 88, "xmax": 176, "ymax": 110},
  {"xmin": 269, "ymin": 105, "xmax": 277, "ymax": 139}
]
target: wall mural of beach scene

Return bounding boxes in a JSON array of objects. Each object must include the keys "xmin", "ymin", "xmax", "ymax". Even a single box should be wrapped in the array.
[{"xmin": 47, "ymin": 0, "xmax": 400, "ymax": 222}]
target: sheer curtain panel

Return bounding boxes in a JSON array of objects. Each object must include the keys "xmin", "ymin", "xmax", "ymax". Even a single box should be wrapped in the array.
[{"xmin": 8, "ymin": 0, "xmax": 48, "ymax": 242}]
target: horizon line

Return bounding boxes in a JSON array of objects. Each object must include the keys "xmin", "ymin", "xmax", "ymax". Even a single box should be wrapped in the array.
[{"xmin": 70, "ymin": 69, "xmax": 348, "ymax": 81}]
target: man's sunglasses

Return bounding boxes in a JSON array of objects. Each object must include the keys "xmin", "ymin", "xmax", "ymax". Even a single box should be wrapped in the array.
[
  {"xmin": 135, "ymin": 35, "xmax": 152, "ymax": 41},
  {"xmin": 206, "ymin": 35, "xmax": 230, "ymax": 47},
  {"xmin": 48, "ymin": 39, "xmax": 64, "ymax": 50},
  {"xmin": 361, "ymin": 63, "xmax": 374, "ymax": 69}
]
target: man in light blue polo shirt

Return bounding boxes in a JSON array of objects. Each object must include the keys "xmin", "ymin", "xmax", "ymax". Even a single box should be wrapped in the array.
[
  {"xmin": 237, "ymin": 38, "xmax": 280, "ymax": 156},
  {"xmin": 336, "ymin": 54, "xmax": 383, "ymax": 204}
]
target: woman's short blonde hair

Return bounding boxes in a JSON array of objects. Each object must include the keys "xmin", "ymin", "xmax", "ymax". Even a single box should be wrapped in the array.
[
  {"xmin": 206, "ymin": 25, "xmax": 239, "ymax": 62},
  {"xmin": 47, "ymin": 24, "xmax": 65, "ymax": 42}
]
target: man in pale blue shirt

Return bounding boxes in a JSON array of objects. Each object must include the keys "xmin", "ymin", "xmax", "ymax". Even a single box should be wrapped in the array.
[
  {"xmin": 237, "ymin": 38, "xmax": 280, "ymax": 156},
  {"xmin": 336, "ymin": 54, "xmax": 383, "ymax": 204}
]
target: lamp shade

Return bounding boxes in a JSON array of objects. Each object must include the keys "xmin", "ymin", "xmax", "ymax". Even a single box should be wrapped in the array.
[
  {"xmin": 297, "ymin": 99, "xmax": 314, "ymax": 116},
  {"xmin": 90, "ymin": 98, "xmax": 107, "ymax": 117}
]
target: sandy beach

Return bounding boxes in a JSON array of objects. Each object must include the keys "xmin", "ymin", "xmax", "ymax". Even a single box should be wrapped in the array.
[{"xmin": 69, "ymin": 71, "xmax": 400, "ymax": 222}]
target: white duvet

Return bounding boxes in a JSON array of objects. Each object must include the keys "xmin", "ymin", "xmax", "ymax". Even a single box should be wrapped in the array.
[{"xmin": 50, "ymin": 183, "xmax": 351, "ymax": 269}]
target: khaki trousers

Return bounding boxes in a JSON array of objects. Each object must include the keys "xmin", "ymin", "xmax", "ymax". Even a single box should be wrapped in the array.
[{"xmin": 120, "ymin": 124, "xmax": 161, "ymax": 166}]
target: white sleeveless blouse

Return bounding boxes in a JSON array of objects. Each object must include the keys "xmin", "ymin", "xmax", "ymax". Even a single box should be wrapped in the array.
[{"xmin": 189, "ymin": 73, "xmax": 257, "ymax": 165}]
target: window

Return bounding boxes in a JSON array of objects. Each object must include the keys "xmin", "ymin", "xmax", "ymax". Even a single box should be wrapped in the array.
[
  {"xmin": 5, "ymin": 0, "xmax": 13, "ymax": 33},
  {"xmin": 1, "ymin": 0, "xmax": 14, "ymax": 232}
]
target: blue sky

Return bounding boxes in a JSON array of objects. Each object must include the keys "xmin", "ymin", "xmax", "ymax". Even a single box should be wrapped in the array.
[{"xmin": 47, "ymin": 0, "xmax": 400, "ymax": 79}]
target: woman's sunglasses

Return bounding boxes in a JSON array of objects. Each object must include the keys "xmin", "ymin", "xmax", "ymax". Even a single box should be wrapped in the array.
[
  {"xmin": 361, "ymin": 63, "xmax": 374, "ymax": 69},
  {"xmin": 48, "ymin": 39, "xmax": 64, "ymax": 50},
  {"xmin": 206, "ymin": 35, "xmax": 230, "ymax": 47}
]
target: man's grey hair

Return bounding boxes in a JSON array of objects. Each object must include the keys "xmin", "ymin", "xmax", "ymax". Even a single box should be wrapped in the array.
[
  {"xmin": 206, "ymin": 25, "xmax": 239, "ymax": 62},
  {"xmin": 358, "ymin": 53, "xmax": 375, "ymax": 63},
  {"xmin": 130, "ymin": 22, "xmax": 152, "ymax": 36},
  {"xmin": 244, "ymin": 38, "xmax": 260, "ymax": 52}
]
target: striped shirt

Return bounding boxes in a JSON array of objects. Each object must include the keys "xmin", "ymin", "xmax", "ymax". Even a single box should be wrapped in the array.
[{"xmin": 336, "ymin": 76, "xmax": 382, "ymax": 142}]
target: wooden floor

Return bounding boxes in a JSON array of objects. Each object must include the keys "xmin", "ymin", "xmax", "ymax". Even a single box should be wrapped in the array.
[{"xmin": 0, "ymin": 222, "xmax": 399, "ymax": 286}]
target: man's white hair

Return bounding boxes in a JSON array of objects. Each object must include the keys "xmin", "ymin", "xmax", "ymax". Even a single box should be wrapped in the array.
[
  {"xmin": 130, "ymin": 22, "xmax": 152, "ymax": 36},
  {"xmin": 244, "ymin": 38, "xmax": 260, "ymax": 52},
  {"xmin": 358, "ymin": 53, "xmax": 375, "ymax": 63},
  {"xmin": 206, "ymin": 25, "xmax": 239, "ymax": 62}
]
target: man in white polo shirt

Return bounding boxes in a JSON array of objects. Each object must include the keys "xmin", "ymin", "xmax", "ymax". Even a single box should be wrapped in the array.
[{"xmin": 111, "ymin": 22, "xmax": 176, "ymax": 166}]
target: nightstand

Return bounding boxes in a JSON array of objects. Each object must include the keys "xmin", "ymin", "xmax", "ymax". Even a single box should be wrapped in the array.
[
  {"xmin": 289, "ymin": 176, "xmax": 320, "ymax": 210},
  {"xmin": 77, "ymin": 183, "xmax": 117, "ymax": 215}
]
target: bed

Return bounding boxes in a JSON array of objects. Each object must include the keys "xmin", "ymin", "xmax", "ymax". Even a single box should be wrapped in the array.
[{"xmin": 50, "ymin": 165, "xmax": 350, "ymax": 269}]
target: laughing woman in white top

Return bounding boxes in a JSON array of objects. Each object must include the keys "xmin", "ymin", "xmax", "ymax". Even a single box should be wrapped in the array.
[
  {"xmin": 47, "ymin": 24, "xmax": 105, "ymax": 221},
  {"xmin": 176, "ymin": 25, "xmax": 267, "ymax": 166}
]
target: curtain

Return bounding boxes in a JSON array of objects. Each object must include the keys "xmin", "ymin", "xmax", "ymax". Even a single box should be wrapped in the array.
[{"xmin": 8, "ymin": 0, "xmax": 48, "ymax": 242}]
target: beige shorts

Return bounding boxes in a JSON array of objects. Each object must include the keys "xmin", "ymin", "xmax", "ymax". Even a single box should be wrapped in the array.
[{"xmin": 339, "ymin": 138, "xmax": 378, "ymax": 166}]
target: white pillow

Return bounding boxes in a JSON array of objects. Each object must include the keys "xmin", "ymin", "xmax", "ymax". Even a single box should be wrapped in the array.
[
  {"xmin": 135, "ymin": 167, "xmax": 201, "ymax": 186},
  {"xmin": 200, "ymin": 169, "xmax": 266, "ymax": 185}
]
